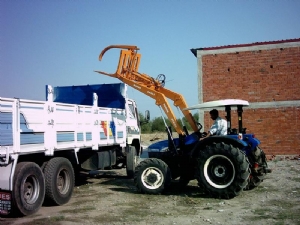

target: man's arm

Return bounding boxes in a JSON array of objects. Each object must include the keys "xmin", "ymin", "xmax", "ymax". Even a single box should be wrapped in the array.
[
  {"xmin": 200, "ymin": 120, "xmax": 218, "ymax": 140},
  {"xmin": 208, "ymin": 119, "xmax": 219, "ymax": 135}
]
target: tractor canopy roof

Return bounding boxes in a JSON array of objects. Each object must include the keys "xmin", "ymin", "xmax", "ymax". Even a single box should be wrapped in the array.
[{"xmin": 184, "ymin": 99, "xmax": 249, "ymax": 110}]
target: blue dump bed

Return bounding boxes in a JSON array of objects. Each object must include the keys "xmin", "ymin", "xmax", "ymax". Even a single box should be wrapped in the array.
[{"xmin": 47, "ymin": 83, "xmax": 126, "ymax": 109}]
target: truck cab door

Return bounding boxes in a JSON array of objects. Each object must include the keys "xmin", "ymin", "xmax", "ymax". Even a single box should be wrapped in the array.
[{"xmin": 126, "ymin": 99, "xmax": 141, "ymax": 145}]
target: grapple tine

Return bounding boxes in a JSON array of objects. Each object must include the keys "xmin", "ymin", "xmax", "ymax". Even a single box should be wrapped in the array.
[{"xmin": 99, "ymin": 45, "xmax": 139, "ymax": 61}]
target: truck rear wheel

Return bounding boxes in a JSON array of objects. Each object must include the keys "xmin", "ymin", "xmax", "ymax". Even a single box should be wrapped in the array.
[
  {"xmin": 12, "ymin": 162, "xmax": 45, "ymax": 216},
  {"xmin": 196, "ymin": 143, "xmax": 250, "ymax": 199},
  {"xmin": 43, "ymin": 157, "xmax": 74, "ymax": 205},
  {"xmin": 134, "ymin": 158, "xmax": 171, "ymax": 194},
  {"xmin": 126, "ymin": 146, "xmax": 137, "ymax": 178}
]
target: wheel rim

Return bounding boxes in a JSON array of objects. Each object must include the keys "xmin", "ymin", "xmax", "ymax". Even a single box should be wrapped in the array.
[
  {"xmin": 141, "ymin": 167, "xmax": 164, "ymax": 189},
  {"xmin": 23, "ymin": 175, "xmax": 40, "ymax": 205},
  {"xmin": 203, "ymin": 155, "xmax": 235, "ymax": 189},
  {"xmin": 57, "ymin": 168, "xmax": 70, "ymax": 195}
]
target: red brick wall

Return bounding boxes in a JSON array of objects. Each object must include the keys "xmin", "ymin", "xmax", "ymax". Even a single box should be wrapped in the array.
[
  {"xmin": 201, "ymin": 46, "xmax": 300, "ymax": 155},
  {"xmin": 202, "ymin": 47, "xmax": 300, "ymax": 102}
]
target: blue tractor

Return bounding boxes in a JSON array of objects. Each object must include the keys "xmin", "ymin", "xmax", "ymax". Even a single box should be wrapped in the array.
[{"xmin": 134, "ymin": 99, "xmax": 271, "ymax": 198}]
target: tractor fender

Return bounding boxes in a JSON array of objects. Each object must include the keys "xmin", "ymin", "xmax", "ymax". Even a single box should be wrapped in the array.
[
  {"xmin": 190, "ymin": 136, "xmax": 247, "ymax": 157},
  {"xmin": 243, "ymin": 134, "xmax": 260, "ymax": 151}
]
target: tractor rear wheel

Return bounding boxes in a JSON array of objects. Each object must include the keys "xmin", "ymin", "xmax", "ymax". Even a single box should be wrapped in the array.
[
  {"xmin": 134, "ymin": 158, "xmax": 171, "ymax": 194},
  {"xmin": 196, "ymin": 143, "xmax": 250, "ymax": 199}
]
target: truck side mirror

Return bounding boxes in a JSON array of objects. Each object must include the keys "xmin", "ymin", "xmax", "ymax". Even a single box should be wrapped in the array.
[{"xmin": 145, "ymin": 110, "xmax": 150, "ymax": 122}]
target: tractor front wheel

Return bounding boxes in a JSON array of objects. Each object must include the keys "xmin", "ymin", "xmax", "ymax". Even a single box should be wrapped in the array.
[
  {"xmin": 196, "ymin": 143, "xmax": 250, "ymax": 199},
  {"xmin": 134, "ymin": 158, "xmax": 171, "ymax": 194}
]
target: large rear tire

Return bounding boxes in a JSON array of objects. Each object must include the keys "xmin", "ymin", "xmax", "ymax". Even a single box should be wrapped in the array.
[
  {"xmin": 196, "ymin": 143, "xmax": 250, "ymax": 199},
  {"xmin": 12, "ymin": 162, "xmax": 45, "ymax": 216},
  {"xmin": 126, "ymin": 146, "xmax": 137, "ymax": 178},
  {"xmin": 43, "ymin": 157, "xmax": 74, "ymax": 205},
  {"xmin": 134, "ymin": 158, "xmax": 171, "ymax": 194}
]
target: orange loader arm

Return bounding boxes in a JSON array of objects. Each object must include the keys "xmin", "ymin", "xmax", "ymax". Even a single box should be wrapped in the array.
[{"xmin": 95, "ymin": 45, "xmax": 198, "ymax": 136}]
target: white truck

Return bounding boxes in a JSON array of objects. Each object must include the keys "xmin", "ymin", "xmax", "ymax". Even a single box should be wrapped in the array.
[{"xmin": 0, "ymin": 83, "xmax": 142, "ymax": 216}]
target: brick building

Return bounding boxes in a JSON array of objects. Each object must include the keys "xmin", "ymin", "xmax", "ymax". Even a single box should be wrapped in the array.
[{"xmin": 191, "ymin": 39, "xmax": 300, "ymax": 156}]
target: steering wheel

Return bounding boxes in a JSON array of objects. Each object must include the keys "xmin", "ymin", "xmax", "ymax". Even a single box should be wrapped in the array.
[
  {"xmin": 197, "ymin": 122, "xmax": 203, "ymax": 131},
  {"xmin": 196, "ymin": 123, "xmax": 207, "ymax": 138},
  {"xmin": 156, "ymin": 74, "xmax": 166, "ymax": 87},
  {"xmin": 201, "ymin": 132, "xmax": 208, "ymax": 138}
]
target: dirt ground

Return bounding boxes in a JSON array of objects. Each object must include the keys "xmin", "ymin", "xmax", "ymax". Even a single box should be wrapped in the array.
[{"xmin": 1, "ymin": 133, "xmax": 300, "ymax": 225}]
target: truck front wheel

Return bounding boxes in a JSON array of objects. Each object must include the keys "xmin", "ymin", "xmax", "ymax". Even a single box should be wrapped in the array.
[
  {"xmin": 196, "ymin": 143, "xmax": 250, "ymax": 199},
  {"xmin": 126, "ymin": 146, "xmax": 137, "ymax": 178},
  {"xmin": 134, "ymin": 158, "xmax": 171, "ymax": 194},
  {"xmin": 43, "ymin": 157, "xmax": 74, "ymax": 205},
  {"xmin": 12, "ymin": 162, "xmax": 45, "ymax": 216}
]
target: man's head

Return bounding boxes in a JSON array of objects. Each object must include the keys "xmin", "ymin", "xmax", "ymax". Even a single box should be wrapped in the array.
[{"xmin": 209, "ymin": 109, "xmax": 219, "ymax": 120}]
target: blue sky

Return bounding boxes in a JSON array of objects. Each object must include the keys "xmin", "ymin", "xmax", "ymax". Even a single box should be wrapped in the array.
[{"xmin": 1, "ymin": 0, "xmax": 300, "ymax": 118}]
